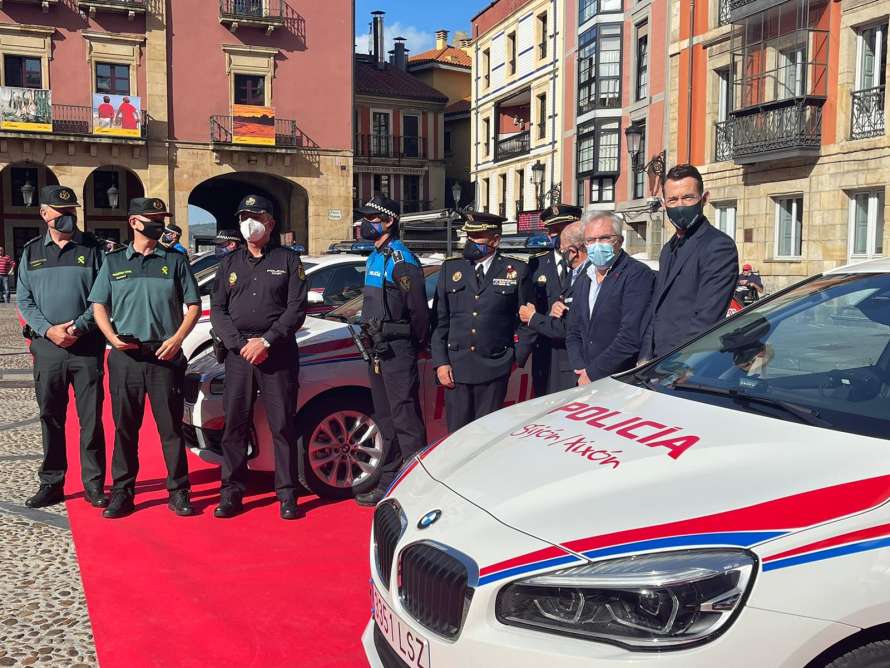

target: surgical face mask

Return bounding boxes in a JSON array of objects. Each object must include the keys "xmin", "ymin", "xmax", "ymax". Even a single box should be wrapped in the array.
[
  {"xmin": 359, "ymin": 218, "xmax": 384, "ymax": 241},
  {"xmin": 463, "ymin": 240, "xmax": 492, "ymax": 262},
  {"xmin": 587, "ymin": 242, "xmax": 617, "ymax": 268},
  {"xmin": 138, "ymin": 219, "xmax": 165, "ymax": 241},
  {"xmin": 665, "ymin": 201, "xmax": 703, "ymax": 231},
  {"xmin": 239, "ymin": 218, "xmax": 267, "ymax": 243},
  {"xmin": 51, "ymin": 214, "xmax": 76, "ymax": 234}
]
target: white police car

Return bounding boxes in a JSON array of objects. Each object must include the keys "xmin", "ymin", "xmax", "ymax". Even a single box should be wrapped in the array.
[{"xmin": 365, "ymin": 257, "xmax": 890, "ymax": 667}]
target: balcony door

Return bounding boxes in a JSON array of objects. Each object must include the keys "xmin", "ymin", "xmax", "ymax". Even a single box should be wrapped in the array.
[
  {"xmin": 3, "ymin": 55, "xmax": 41, "ymax": 89},
  {"xmin": 776, "ymin": 47, "xmax": 805, "ymax": 100},
  {"xmin": 372, "ymin": 112, "xmax": 390, "ymax": 157},
  {"xmin": 856, "ymin": 24, "xmax": 887, "ymax": 91},
  {"xmin": 402, "ymin": 115, "xmax": 420, "ymax": 158}
]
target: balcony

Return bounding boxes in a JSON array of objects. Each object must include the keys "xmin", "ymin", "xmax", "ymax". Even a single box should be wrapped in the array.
[
  {"xmin": 713, "ymin": 120, "xmax": 733, "ymax": 161},
  {"xmin": 851, "ymin": 86, "xmax": 885, "ymax": 140},
  {"xmin": 219, "ymin": 0, "xmax": 285, "ymax": 34},
  {"xmin": 0, "ymin": 0, "xmax": 58, "ymax": 12},
  {"xmin": 354, "ymin": 134, "xmax": 427, "ymax": 162},
  {"xmin": 210, "ymin": 115, "xmax": 309, "ymax": 150},
  {"xmin": 494, "ymin": 130, "xmax": 530, "ymax": 162},
  {"xmin": 0, "ymin": 103, "xmax": 147, "ymax": 140},
  {"xmin": 728, "ymin": 99, "xmax": 822, "ymax": 165},
  {"xmin": 718, "ymin": 0, "xmax": 731, "ymax": 25},
  {"xmin": 727, "ymin": 0, "xmax": 790, "ymax": 23},
  {"xmin": 77, "ymin": 0, "xmax": 145, "ymax": 20}
]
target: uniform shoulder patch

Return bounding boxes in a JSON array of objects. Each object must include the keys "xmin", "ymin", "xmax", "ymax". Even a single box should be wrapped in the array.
[
  {"xmin": 398, "ymin": 275, "xmax": 411, "ymax": 292},
  {"xmin": 392, "ymin": 249, "xmax": 405, "ymax": 263}
]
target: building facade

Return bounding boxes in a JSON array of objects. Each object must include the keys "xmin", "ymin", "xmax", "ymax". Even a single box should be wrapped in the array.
[
  {"xmin": 670, "ymin": 0, "xmax": 888, "ymax": 289},
  {"xmin": 471, "ymin": 0, "xmax": 565, "ymax": 230},
  {"xmin": 0, "ymin": 0, "xmax": 353, "ymax": 259}
]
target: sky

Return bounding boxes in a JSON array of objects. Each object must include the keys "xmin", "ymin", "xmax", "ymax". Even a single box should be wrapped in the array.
[{"xmin": 354, "ymin": 0, "xmax": 483, "ymax": 55}]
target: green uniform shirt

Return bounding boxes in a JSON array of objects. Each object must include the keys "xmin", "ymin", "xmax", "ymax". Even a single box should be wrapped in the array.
[
  {"xmin": 88, "ymin": 243, "xmax": 200, "ymax": 342},
  {"xmin": 17, "ymin": 230, "xmax": 104, "ymax": 337}
]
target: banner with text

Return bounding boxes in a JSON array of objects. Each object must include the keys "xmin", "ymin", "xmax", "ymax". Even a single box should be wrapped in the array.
[{"xmin": 0, "ymin": 86, "xmax": 52, "ymax": 133}]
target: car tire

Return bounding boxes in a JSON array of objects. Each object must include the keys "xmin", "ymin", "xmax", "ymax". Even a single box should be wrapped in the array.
[
  {"xmin": 298, "ymin": 391, "xmax": 385, "ymax": 500},
  {"xmin": 825, "ymin": 640, "xmax": 890, "ymax": 668}
]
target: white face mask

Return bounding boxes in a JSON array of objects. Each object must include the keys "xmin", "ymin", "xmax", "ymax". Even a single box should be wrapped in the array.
[{"xmin": 239, "ymin": 218, "xmax": 267, "ymax": 243}]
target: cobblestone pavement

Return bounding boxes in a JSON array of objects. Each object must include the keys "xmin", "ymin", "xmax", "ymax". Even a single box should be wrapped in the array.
[{"xmin": 0, "ymin": 303, "xmax": 98, "ymax": 667}]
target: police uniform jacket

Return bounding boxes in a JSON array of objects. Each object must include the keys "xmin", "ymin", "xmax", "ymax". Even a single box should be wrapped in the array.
[
  {"xmin": 210, "ymin": 246, "xmax": 308, "ymax": 352},
  {"xmin": 18, "ymin": 230, "xmax": 104, "ymax": 337},
  {"xmin": 432, "ymin": 253, "xmax": 535, "ymax": 384},
  {"xmin": 361, "ymin": 238, "xmax": 429, "ymax": 347},
  {"xmin": 527, "ymin": 249, "xmax": 576, "ymax": 391}
]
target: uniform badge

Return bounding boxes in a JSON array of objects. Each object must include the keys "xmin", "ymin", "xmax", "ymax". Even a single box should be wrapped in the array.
[
  {"xmin": 77, "ymin": 255, "xmax": 85, "ymax": 265},
  {"xmin": 551, "ymin": 204, "xmax": 560, "ymax": 215},
  {"xmin": 506, "ymin": 266, "xmax": 518, "ymax": 280},
  {"xmin": 245, "ymin": 196, "xmax": 256, "ymax": 206},
  {"xmin": 153, "ymin": 199, "xmax": 163, "ymax": 210},
  {"xmin": 59, "ymin": 189, "xmax": 71, "ymax": 201},
  {"xmin": 452, "ymin": 271, "xmax": 462, "ymax": 282},
  {"xmin": 536, "ymin": 274, "xmax": 547, "ymax": 284},
  {"xmin": 399, "ymin": 276, "xmax": 411, "ymax": 292},
  {"xmin": 228, "ymin": 272, "xmax": 237, "ymax": 285},
  {"xmin": 161, "ymin": 265, "xmax": 169, "ymax": 276}
]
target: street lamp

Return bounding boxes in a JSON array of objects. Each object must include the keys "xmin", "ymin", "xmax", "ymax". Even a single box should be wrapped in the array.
[
  {"xmin": 20, "ymin": 181, "xmax": 35, "ymax": 207},
  {"xmin": 447, "ymin": 182, "xmax": 462, "ymax": 257},
  {"xmin": 530, "ymin": 160, "xmax": 545, "ymax": 209},
  {"xmin": 106, "ymin": 185, "xmax": 119, "ymax": 209},
  {"xmin": 624, "ymin": 123, "xmax": 643, "ymax": 167}
]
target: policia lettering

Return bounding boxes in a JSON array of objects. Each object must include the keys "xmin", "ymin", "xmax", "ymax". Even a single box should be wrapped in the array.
[{"xmin": 18, "ymin": 185, "xmax": 107, "ymax": 509}]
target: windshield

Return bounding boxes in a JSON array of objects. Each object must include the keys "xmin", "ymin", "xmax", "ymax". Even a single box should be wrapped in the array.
[
  {"xmin": 624, "ymin": 272, "xmax": 890, "ymax": 440},
  {"xmin": 324, "ymin": 266, "xmax": 441, "ymax": 322}
]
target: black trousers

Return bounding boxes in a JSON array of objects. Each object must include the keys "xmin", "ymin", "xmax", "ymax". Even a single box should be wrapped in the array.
[
  {"xmin": 108, "ymin": 348, "xmax": 189, "ymax": 495},
  {"xmin": 444, "ymin": 375, "xmax": 510, "ymax": 433},
  {"xmin": 31, "ymin": 335, "xmax": 106, "ymax": 489},
  {"xmin": 220, "ymin": 343, "xmax": 298, "ymax": 499},
  {"xmin": 368, "ymin": 340, "xmax": 427, "ymax": 489}
]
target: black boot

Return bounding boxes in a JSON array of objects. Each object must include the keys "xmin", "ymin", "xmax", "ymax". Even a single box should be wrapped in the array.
[
  {"xmin": 168, "ymin": 490, "xmax": 195, "ymax": 516},
  {"xmin": 83, "ymin": 486, "xmax": 109, "ymax": 508},
  {"xmin": 355, "ymin": 487, "xmax": 387, "ymax": 507},
  {"xmin": 214, "ymin": 491, "xmax": 243, "ymax": 518},
  {"xmin": 25, "ymin": 484, "xmax": 64, "ymax": 509},
  {"xmin": 103, "ymin": 491, "xmax": 135, "ymax": 519},
  {"xmin": 279, "ymin": 498, "xmax": 303, "ymax": 520}
]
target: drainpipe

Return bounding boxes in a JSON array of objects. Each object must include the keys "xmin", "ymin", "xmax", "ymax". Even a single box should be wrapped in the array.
[{"xmin": 686, "ymin": 0, "xmax": 695, "ymax": 162}]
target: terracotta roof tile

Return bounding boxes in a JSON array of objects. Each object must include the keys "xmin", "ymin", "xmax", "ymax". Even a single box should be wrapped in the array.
[
  {"xmin": 408, "ymin": 46, "xmax": 472, "ymax": 69},
  {"xmin": 445, "ymin": 99, "xmax": 471, "ymax": 114},
  {"xmin": 355, "ymin": 57, "xmax": 449, "ymax": 103}
]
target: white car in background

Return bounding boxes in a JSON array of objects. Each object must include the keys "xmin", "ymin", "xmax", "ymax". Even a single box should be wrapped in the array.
[{"xmin": 365, "ymin": 257, "xmax": 890, "ymax": 668}]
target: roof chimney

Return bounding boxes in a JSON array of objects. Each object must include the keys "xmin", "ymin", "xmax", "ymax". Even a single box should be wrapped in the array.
[
  {"xmin": 390, "ymin": 37, "xmax": 409, "ymax": 71},
  {"xmin": 371, "ymin": 11, "xmax": 386, "ymax": 69},
  {"xmin": 435, "ymin": 29, "xmax": 448, "ymax": 50}
]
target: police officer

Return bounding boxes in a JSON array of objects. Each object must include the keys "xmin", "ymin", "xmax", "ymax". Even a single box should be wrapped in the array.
[
  {"xmin": 353, "ymin": 195, "xmax": 429, "ymax": 506},
  {"xmin": 89, "ymin": 197, "xmax": 201, "ymax": 519},
  {"xmin": 214, "ymin": 229, "xmax": 243, "ymax": 258},
  {"xmin": 210, "ymin": 195, "xmax": 308, "ymax": 520},
  {"xmin": 18, "ymin": 186, "xmax": 107, "ymax": 509},
  {"xmin": 432, "ymin": 212, "xmax": 536, "ymax": 432},
  {"xmin": 524, "ymin": 204, "xmax": 584, "ymax": 396}
]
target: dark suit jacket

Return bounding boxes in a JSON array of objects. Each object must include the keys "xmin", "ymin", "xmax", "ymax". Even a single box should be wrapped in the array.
[
  {"xmin": 566, "ymin": 251, "xmax": 655, "ymax": 382},
  {"xmin": 640, "ymin": 218, "xmax": 738, "ymax": 360}
]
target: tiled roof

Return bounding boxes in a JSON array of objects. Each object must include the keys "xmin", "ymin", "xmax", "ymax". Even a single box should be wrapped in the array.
[
  {"xmin": 445, "ymin": 99, "xmax": 471, "ymax": 115},
  {"xmin": 355, "ymin": 57, "xmax": 449, "ymax": 103},
  {"xmin": 408, "ymin": 46, "xmax": 472, "ymax": 69}
]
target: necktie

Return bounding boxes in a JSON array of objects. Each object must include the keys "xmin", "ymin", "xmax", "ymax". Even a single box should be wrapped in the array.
[
  {"xmin": 476, "ymin": 263, "xmax": 484, "ymax": 283},
  {"xmin": 559, "ymin": 259, "xmax": 569, "ymax": 287}
]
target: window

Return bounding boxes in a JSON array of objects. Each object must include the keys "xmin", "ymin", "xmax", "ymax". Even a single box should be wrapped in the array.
[
  {"xmin": 482, "ymin": 177, "xmax": 490, "ymax": 212},
  {"xmin": 482, "ymin": 117, "xmax": 491, "ymax": 157},
  {"xmin": 576, "ymin": 179, "xmax": 586, "ymax": 206},
  {"xmin": 3, "ymin": 55, "xmax": 41, "ymax": 89},
  {"xmin": 717, "ymin": 68, "xmax": 732, "ymax": 121},
  {"xmin": 10, "ymin": 166, "xmax": 38, "ymax": 207},
  {"xmin": 537, "ymin": 93, "xmax": 547, "ymax": 140},
  {"xmin": 498, "ymin": 173, "xmax": 507, "ymax": 216},
  {"xmin": 444, "ymin": 130, "xmax": 453, "ymax": 155},
  {"xmin": 776, "ymin": 47, "xmax": 805, "ymax": 99},
  {"xmin": 580, "ymin": 0, "xmax": 622, "ymax": 23},
  {"xmin": 507, "ymin": 32, "xmax": 517, "ymax": 76},
  {"xmin": 516, "ymin": 169, "xmax": 525, "ymax": 211},
  {"xmin": 577, "ymin": 120, "xmax": 620, "ymax": 175},
  {"xmin": 715, "ymin": 203, "xmax": 737, "ymax": 239},
  {"xmin": 373, "ymin": 174, "xmax": 390, "ymax": 198},
  {"xmin": 635, "ymin": 26, "xmax": 648, "ymax": 101},
  {"xmin": 403, "ymin": 115, "xmax": 420, "ymax": 158},
  {"xmin": 632, "ymin": 122, "xmax": 646, "ymax": 200},
  {"xmin": 403, "ymin": 175, "xmax": 422, "ymax": 212},
  {"xmin": 482, "ymin": 48, "xmax": 491, "ymax": 88},
  {"xmin": 537, "ymin": 13, "xmax": 548, "ymax": 59},
  {"xmin": 589, "ymin": 177, "xmax": 615, "ymax": 203},
  {"xmin": 849, "ymin": 191, "xmax": 884, "ymax": 258},
  {"xmin": 234, "ymin": 73, "xmax": 265, "ymax": 105},
  {"xmin": 856, "ymin": 23, "xmax": 887, "ymax": 91},
  {"xmin": 95, "ymin": 62, "xmax": 130, "ymax": 96},
  {"xmin": 92, "ymin": 170, "xmax": 121, "ymax": 210},
  {"xmin": 372, "ymin": 112, "xmax": 390, "ymax": 157},
  {"xmin": 775, "ymin": 197, "xmax": 803, "ymax": 258},
  {"xmin": 578, "ymin": 25, "xmax": 622, "ymax": 114}
]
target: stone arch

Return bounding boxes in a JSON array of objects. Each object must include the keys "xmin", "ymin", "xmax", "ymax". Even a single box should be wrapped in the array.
[
  {"xmin": 0, "ymin": 161, "xmax": 59, "ymax": 262},
  {"xmin": 82, "ymin": 165, "xmax": 146, "ymax": 245}
]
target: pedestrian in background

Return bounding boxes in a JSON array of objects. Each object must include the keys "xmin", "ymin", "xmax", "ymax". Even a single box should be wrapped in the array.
[
  {"xmin": 353, "ymin": 195, "xmax": 428, "ymax": 506},
  {"xmin": 0, "ymin": 245, "xmax": 16, "ymax": 303},
  {"xmin": 210, "ymin": 195, "xmax": 308, "ymax": 520},
  {"xmin": 567, "ymin": 212, "xmax": 655, "ymax": 385},
  {"xmin": 640, "ymin": 164, "xmax": 738, "ymax": 361},
  {"xmin": 162, "ymin": 223, "xmax": 189, "ymax": 256},
  {"xmin": 432, "ymin": 212, "xmax": 535, "ymax": 432},
  {"xmin": 17, "ymin": 186, "xmax": 107, "ymax": 509},
  {"xmin": 90, "ymin": 197, "xmax": 201, "ymax": 519},
  {"xmin": 520, "ymin": 218, "xmax": 589, "ymax": 393}
]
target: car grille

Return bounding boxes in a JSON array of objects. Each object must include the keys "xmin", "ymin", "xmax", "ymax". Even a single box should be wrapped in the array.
[
  {"xmin": 373, "ymin": 501, "xmax": 403, "ymax": 590},
  {"xmin": 399, "ymin": 543, "xmax": 472, "ymax": 638},
  {"xmin": 183, "ymin": 374, "xmax": 202, "ymax": 403},
  {"xmin": 373, "ymin": 624, "xmax": 410, "ymax": 668}
]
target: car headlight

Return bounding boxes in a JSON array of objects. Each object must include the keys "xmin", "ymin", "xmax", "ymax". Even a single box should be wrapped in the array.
[{"xmin": 496, "ymin": 549, "xmax": 756, "ymax": 650}]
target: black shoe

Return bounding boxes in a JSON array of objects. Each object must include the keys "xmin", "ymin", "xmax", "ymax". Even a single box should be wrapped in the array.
[
  {"xmin": 25, "ymin": 484, "xmax": 64, "ymax": 508},
  {"xmin": 168, "ymin": 490, "xmax": 194, "ymax": 516},
  {"xmin": 83, "ymin": 487, "xmax": 109, "ymax": 508},
  {"xmin": 102, "ymin": 492, "xmax": 135, "ymax": 519},
  {"xmin": 214, "ymin": 492, "xmax": 243, "ymax": 518},
  {"xmin": 279, "ymin": 499, "xmax": 303, "ymax": 520},
  {"xmin": 355, "ymin": 488, "xmax": 386, "ymax": 507}
]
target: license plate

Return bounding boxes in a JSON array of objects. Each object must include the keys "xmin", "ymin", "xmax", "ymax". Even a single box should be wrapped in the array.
[{"xmin": 372, "ymin": 583, "xmax": 431, "ymax": 668}]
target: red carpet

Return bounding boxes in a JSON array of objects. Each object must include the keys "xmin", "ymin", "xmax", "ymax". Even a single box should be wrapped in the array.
[{"xmin": 63, "ymin": 377, "xmax": 374, "ymax": 667}]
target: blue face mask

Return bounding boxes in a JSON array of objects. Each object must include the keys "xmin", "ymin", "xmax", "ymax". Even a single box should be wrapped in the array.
[
  {"xmin": 359, "ymin": 218, "xmax": 384, "ymax": 241},
  {"xmin": 587, "ymin": 242, "xmax": 616, "ymax": 268},
  {"xmin": 463, "ymin": 241, "xmax": 491, "ymax": 262}
]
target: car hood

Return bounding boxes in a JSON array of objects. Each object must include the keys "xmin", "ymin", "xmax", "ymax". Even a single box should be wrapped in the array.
[{"xmin": 419, "ymin": 378, "xmax": 890, "ymax": 579}]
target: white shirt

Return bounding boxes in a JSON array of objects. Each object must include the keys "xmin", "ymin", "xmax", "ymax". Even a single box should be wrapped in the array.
[
  {"xmin": 553, "ymin": 249, "xmax": 564, "ymax": 277},
  {"xmin": 475, "ymin": 251, "xmax": 496, "ymax": 279},
  {"xmin": 587, "ymin": 263, "xmax": 604, "ymax": 316}
]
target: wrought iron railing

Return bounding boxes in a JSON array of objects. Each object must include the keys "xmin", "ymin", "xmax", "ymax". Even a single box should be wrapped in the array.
[
  {"xmin": 730, "ymin": 100, "xmax": 822, "ymax": 161},
  {"xmin": 713, "ymin": 120, "xmax": 733, "ymax": 161},
  {"xmin": 850, "ymin": 86, "xmax": 885, "ymax": 140},
  {"xmin": 219, "ymin": 0, "xmax": 284, "ymax": 21},
  {"xmin": 210, "ymin": 115, "xmax": 306, "ymax": 147},
  {"xmin": 401, "ymin": 200, "xmax": 431, "ymax": 214},
  {"xmin": 0, "ymin": 103, "xmax": 147, "ymax": 138},
  {"xmin": 354, "ymin": 134, "xmax": 427, "ymax": 161},
  {"xmin": 494, "ymin": 130, "xmax": 530, "ymax": 162},
  {"xmin": 718, "ymin": 0, "xmax": 731, "ymax": 25},
  {"xmin": 80, "ymin": 0, "xmax": 145, "ymax": 8}
]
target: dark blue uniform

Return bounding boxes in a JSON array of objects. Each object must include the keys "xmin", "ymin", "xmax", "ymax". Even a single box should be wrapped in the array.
[
  {"xmin": 361, "ymin": 238, "xmax": 429, "ymax": 490},
  {"xmin": 431, "ymin": 253, "xmax": 536, "ymax": 432},
  {"xmin": 528, "ymin": 249, "xmax": 577, "ymax": 395}
]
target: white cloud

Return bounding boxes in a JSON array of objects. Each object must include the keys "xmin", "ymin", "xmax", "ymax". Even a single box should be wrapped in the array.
[{"xmin": 355, "ymin": 21, "xmax": 436, "ymax": 56}]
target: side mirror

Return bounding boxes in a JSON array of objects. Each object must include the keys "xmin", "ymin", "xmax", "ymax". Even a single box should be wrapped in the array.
[{"xmin": 307, "ymin": 291, "xmax": 323, "ymax": 305}]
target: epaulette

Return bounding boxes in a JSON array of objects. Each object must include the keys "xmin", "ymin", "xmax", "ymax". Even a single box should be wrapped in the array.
[
  {"xmin": 105, "ymin": 245, "xmax": 127, "ymax": 254},
  {"xmin": 22, "ymin": 235, "xmax": 41, "ymax": 249},
  {"xmin": 531, "ymin": 250, "xmax": 548, "ymax": 258}
]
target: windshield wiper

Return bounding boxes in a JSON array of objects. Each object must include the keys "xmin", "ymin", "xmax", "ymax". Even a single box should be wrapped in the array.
[{"xmin": 665, "ymin": 381, "xmax": 832, "ymax": 428}]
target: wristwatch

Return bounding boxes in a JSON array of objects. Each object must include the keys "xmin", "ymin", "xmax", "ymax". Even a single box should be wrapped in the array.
[{"xmin": 260, "ymin": 338, "xmax": 271, "ymax": 349}]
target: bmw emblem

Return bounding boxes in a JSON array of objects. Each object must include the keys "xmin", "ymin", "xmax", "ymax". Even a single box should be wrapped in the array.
[{"xmin": 417, "ymin": 509, "xmax": 442, "ymax": 530}]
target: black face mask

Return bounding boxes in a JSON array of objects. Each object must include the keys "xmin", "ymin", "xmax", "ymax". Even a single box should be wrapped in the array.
[
  {"xmin": 359, "ymin": 219, "xmax": 384, "ymax": 241},
  {"xmin": 138, "ymin": 220, "xmax": 166, "ymax": 241},
  {"xmin": 666, "ymin": 202, "xmax": 704, "ymax": 231},
  {"xmin": 463, "ymin": 241, "xmax": 491, "ymax": 262},
  {"xmin": 52, "ymin": 214, "xmax": 76, "ymax": 234},
  {"xmin": 215, "ymin": 245, "xmax": 233, "ymax": 258},
  {"xmin": 560, "ymin": 247, "xmax": 578, "ymax": 267}
]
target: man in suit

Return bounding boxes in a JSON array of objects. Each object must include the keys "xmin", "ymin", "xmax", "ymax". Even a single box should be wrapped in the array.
[
  {"xmin": 525, "ymin": 204, "xmax": 583, "ymax": 396},
  {"xmin": 567, "ymin": 212, "xmax": 656, "ymax": 384},
  {"xmin": 640, "ymin": 164, "xmax": 738, "ymax": 361},
  {"xmin": 432, "ymin": 212, "xmax": 535, "ymax": 432},
  {"xmin": 520, "ymin": 220, "xmax": 589, "ymax": 393}
]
